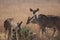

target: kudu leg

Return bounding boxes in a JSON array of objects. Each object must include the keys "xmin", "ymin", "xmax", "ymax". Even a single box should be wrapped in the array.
[
  {"xmin": 40, "ymin": 26, "xmax": 46, "ymax": 40},
  {"xmin": 5, "ymin": 30, "xmax": 7, "ymax": 40},
  {"xmin": 8, "ymin": 31, "xmax": 11, "ymax": 40},
  {"xmin": 8, "ymin": 29, "xmax": 11, "ymax": 40},
  {"xmin": 52, "ymin": 27, "xmax": 56, "ymax": 37},
  {"xmin": 51, "ymin": 27, "xmax": 56, "ymax": 40}
]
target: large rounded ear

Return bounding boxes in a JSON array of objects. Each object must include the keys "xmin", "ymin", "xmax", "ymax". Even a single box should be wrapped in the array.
[
  {"xmin": 30, "ymin": 8, "xmax": 33, "ymax": 12},
  {"xmin": 37, "ymin": 8, "xmax": 39, "ymax": 11}
]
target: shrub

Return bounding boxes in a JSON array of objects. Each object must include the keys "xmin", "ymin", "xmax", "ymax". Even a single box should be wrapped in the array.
[{"xmin": 17, "ymin": 26, "xmax": 35, "ymax": 40}]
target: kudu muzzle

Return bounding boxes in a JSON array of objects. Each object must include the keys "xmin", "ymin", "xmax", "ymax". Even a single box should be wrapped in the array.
[{"xmin": 26, "ymin": 15, "xmax": 38, "ymax": 24}]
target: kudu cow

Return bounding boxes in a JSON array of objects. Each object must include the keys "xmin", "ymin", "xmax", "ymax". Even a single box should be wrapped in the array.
[{"xmin": 26, "ymin": 8, "xmax": 60, "ymax": 37}]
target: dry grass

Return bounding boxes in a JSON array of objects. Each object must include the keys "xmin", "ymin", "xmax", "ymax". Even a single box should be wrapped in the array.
[
  {"xmin": 0, "ymin": 0, "xmax": 60, "ymax": 40},
  {"xmin": 0, "ymin": 27, "xmax": 60, "ymax": 40},
  {"xmin": 0, "ymin": 33, "xmax": 7, "ymax": 40}
]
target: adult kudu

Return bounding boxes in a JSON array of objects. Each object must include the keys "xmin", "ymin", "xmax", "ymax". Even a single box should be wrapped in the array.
[{"xmin": 26, "ymin": 8, "xmax": 60, "ymax": 37}]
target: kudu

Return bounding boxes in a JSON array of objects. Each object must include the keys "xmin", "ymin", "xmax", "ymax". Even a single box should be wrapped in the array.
[
  {"xmin": 4, "ymin": 18, "xmax": 23, "ymax": 40},
  {"xmin": 26, "ymin": 14, "xmax": 60, "ymax": 36},
  {"xmin": 4, "ymin": 18, "xmax": 17, "ymax": 40}
]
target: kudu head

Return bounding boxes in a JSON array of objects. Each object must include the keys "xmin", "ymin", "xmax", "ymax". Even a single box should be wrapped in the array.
[
  {"xmin": 26, "ymin": 15, "xmax": 38, "ymax": 24},
  {"xmin": 30, "ymin": 8, "xmax": 39, "ymax": 15},
  {"xmin": 26, "ymin": 8, "xmax": 39, "ymax": 24},
  {"xmin": 17, "ymin": 21, "xmax": 22, "ymax": 28},
  {"xmin": 17, "ymin": 21, "xmax": 22, "ymax": 27}
]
